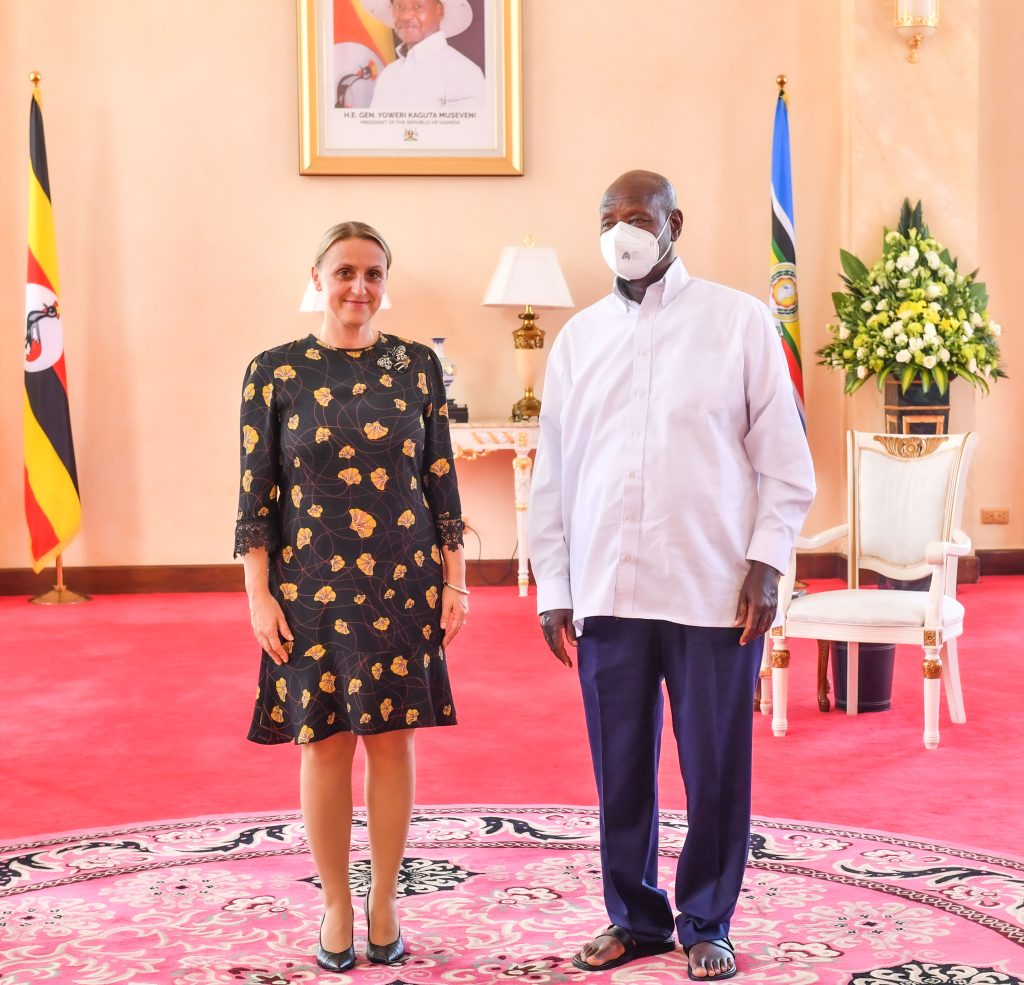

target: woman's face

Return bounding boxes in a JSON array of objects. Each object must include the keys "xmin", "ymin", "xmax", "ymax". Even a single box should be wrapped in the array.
[{"xmin": 312, "ymin": 237, "xmax": 388, "ymax": 330}]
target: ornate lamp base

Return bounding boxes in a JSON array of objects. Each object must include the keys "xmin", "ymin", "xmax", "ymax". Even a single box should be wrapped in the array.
[{"xmin": 511, "ymin": 387, "xmax": 540, "ymax": 421}]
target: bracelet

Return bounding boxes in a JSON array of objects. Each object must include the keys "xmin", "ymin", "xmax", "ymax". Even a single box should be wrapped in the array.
[{"xmin": 443, "ymin": 580, "xmax": 470, "ymax": 596}]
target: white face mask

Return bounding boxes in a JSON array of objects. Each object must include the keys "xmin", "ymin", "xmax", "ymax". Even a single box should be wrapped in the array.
[{"xmin": 599, "ymin": 216, "xmax": 672, "ymax": 281}]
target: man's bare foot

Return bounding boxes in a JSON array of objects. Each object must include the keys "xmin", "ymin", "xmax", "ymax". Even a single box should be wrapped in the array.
[
  {"xmin": 686, "ymin": 939, "xmax": 736, "ymax": 980},
  {"xmin": 576, "ymin": 930, "xmax": 625, "ymax": 967}
]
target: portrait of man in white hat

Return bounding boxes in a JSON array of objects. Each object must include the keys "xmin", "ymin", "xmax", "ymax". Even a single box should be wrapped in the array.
[{"xmin": 364, "ymin": 0, "xmax": 486, "ymax": 110}]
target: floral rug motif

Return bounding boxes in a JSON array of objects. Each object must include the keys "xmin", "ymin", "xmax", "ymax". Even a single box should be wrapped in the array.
[{"xmin": 2, "ymin": 807, "xmax": 1023, "ymax": 984}]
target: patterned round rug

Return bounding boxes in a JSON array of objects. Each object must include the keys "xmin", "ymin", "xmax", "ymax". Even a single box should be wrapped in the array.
[{"xmin": 2, "ymin": 806, "xmax": 1022, "ymax": 984}]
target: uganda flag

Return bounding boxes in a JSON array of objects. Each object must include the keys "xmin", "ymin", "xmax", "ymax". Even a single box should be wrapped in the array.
[
  {"xmin": 770, "ymin": 82, "xmax": 806, "ymax": 427},
  {"xmin": 24, "ymin": 81, "xmax": 81, "ymax": 573},
  {"xmin": 332, "ymin": 0, "xmax": 396, "ymax": 108}
]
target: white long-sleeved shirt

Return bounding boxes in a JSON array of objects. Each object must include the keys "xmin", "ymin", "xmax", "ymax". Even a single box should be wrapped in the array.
[
  {"xmin": 370, "ymin": 32, "xmax": 485, "ymax": 110},
  {"xmin": 529, "ymin": 258, "xmax": 816, "ymax": 631}
]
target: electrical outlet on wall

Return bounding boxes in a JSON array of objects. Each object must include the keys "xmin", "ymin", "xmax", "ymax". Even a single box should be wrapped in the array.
[{"xmin": 980, "ymin": 508, "xmax": 1010, "ymax": 524}]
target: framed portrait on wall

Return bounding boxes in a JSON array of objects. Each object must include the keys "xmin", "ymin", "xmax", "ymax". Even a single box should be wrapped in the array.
[{"xmin": 297, "ymin": 0, "xmax": 522, "ymax": 175}]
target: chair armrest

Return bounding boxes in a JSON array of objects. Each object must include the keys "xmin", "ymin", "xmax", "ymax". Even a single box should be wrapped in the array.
[
  {"xmin": 795, "ymin": 523, "xmax": 848, "ymax": 552},
  {"xmin": 925, "ymin": 529, "xmax": 972, "ymax": 565}
]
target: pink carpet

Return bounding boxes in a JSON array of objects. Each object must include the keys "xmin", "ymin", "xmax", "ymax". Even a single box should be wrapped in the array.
[{"xmin": 2, "ymin": 807, "xmax": 1023, "ymax": 983}]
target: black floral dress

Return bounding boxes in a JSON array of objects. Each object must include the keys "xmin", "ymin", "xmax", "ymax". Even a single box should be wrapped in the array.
[{"xmin": 234, "ymin": 333, "xmax": 464, "ymax": 744}]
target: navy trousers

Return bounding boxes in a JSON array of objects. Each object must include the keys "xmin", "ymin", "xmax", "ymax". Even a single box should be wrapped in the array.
[{"xmin": 577, "ymin": 616, "xmax": 761, "ymax": 948}]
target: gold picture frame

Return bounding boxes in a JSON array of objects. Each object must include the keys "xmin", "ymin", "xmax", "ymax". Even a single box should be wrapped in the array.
[{"xmin": 297, "ymin": 0, "xmax": 522, "ymax": 176}]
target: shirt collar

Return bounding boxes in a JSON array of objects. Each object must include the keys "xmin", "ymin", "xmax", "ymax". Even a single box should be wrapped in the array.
[
  {"xmin": 610, "ymin": 256, "xmax": 691, "ymax": 312},
  {"xmin": 396, "ymin": 30, "xmax": 448, "ymax": 62}
]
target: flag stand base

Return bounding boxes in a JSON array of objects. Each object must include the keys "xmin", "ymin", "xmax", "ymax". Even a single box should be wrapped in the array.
[
  {"xmin": 28, "ymin": 557, "xmax": 90, "ymax": 605},
  {"xmin": 30, "ymin": 585, "xmax": 91, "ymax": 605}
]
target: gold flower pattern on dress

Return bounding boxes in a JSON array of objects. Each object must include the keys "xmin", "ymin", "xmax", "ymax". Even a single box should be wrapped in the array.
[
  {"xmin": 350, "ymin": 509, "xmax": 377, "ymax": 538},
  {"xmin": 237, "ymin": 336, "xmax": 462, "ymax": 745}
]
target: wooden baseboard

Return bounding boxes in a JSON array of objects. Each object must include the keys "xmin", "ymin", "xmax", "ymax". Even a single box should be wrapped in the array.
[{"xmin": 1, "ymin": 550, "xmax": 1019, "ymax": 596}]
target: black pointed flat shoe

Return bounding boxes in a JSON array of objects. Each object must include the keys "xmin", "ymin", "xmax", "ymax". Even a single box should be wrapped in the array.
[
  {"xmin": 316, "ymin": 913, "xmax": 356, "ymax": 973},
  {"xmin": 364, "ymin": 893, "xmax": 406, "ymax": 965}
]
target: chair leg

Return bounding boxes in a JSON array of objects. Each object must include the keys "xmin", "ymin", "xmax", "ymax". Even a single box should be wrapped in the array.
[
  {"xmin": 846, "ymin": 641, "xmax": 859, "ymax": 716},
  {"xmin": 943, "ymin": 639, "xmax": 966, "ymax": 724},
  {"xmin": 756, "ymin": 635, "xmax": 772, "ymax": 715},
  {"xmin": 923, "ymin": 645, "xmax": 942, "ymax": 749},
  {"xmin": 816, "ymin": 639, "xmax": 831, "ymax": 712},
  {"xmin": 770, "ymin": 637, "xmax": 790, "ymax": 737}
]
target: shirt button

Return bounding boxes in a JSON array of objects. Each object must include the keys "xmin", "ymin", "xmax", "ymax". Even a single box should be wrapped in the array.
[
  {"xmin": 629, "ymin": 471, "xmax": 637, "ymax": 479},
  {"xmin": 632, "ymin": 430, "xmax": 641, "ymax": 438},
  {"xmin": 625, "ymin": 514, "xmax": 635, "ymax": 522},
  {"xmin": 622, "ymin": 554, "xmax": 632, "ymax": 562}
]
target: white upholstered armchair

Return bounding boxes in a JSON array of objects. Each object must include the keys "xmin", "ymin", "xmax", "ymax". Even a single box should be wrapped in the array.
[{"xmin": 764, "ymin": 431, "xmax": 978, "ymax": 750}]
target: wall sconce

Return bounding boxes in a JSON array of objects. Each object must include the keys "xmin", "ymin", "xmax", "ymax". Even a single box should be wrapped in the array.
[
  {"xmin": 482, "ymin": 237, "xmax": 574, "ymax": 421},
  {"xmin": 895, "ymin": 0, "xmax": 939, "ymax": 63}
]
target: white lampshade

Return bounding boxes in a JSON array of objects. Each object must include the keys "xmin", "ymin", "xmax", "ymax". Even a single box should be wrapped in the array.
[
  {"xmin": 299, "ymin": 278, "xmax": 392, "ymax": 312},
  {"xmin": 482, "ymin": 246, "xmax": 574, "ymax": 309}
]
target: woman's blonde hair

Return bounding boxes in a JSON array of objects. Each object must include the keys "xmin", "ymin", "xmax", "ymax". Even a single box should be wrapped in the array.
[{"xmin": 313, "ymin": 221, "xmax": 392, "ymax": 270}]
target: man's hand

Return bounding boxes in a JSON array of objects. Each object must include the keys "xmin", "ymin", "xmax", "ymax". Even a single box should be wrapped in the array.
[
  {"xmin": 539, "ymin": 608, "xmax": 577, "ymax": 668},
  {"xmin": 733, "ymin": 560, "xmax": 781, "ymax": 645}
]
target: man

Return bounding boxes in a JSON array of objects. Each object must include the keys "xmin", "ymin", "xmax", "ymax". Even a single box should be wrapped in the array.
[
  {"xmin": 529, "ymin": 171, "xmax": 815, "ymax": 979},
  {"xmin": 365, "ymin": 0, "xmax": 485, "ymax": 110}
]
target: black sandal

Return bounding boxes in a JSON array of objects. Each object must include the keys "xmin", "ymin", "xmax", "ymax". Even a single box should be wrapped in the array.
[
  {"xmin": 683, "ymin": 937, "xmax": 737, "ymax": 981},
  {"xmin": 571, "ymin": 924, "xmax": 675, "ymax": 972}
]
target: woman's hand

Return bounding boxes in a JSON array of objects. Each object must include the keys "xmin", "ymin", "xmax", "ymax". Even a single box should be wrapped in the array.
[
  {"xmin": 440, "ymin": 585, "xmax": 469, "ymax": 647},
  {"xmin": 249, "ymin": 590, "xmax": 294, "ymax": 665}
]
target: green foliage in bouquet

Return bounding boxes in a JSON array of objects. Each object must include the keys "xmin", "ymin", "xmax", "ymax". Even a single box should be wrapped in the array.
[{"xmin": 818, "ymin": 199, "xmax": 1005, "ymax": 396}]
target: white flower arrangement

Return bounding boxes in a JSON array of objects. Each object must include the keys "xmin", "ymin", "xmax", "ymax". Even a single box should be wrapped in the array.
[{"xmin": 819, "ymin": 200, "xmax": 1005, "ymax": 395}]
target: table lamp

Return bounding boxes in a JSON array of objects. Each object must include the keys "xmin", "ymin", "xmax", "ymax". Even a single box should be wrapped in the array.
[{"xmin": 482, "ymin": 238, "xmax": 574, "ymax": 421}]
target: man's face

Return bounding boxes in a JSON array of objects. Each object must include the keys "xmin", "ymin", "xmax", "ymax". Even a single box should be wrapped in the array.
[
  {"xmin": 599, "ymin": 188, "xmax": 667, "ymax": 241},
  {"xmin": 391, "ymin": 0, "xmax": 444, "ymax": 47}
]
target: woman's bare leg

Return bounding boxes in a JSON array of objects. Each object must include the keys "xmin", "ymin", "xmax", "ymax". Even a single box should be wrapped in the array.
[
  {"xmin": 362, "ymin": 729, "xmax": 416, "ymax": 944},
  {"xmin": 300, "ymin": 731, "xmax": 358, "ymax": 951}
]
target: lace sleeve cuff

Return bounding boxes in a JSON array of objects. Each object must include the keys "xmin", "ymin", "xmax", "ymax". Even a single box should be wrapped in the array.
[
  {"xmin": 233, "ymin": 520, "xmax": 281, "ymax": 558},
  {"xmin": 436, "ymin": 515, "xmax": 465, "ymax": 551}
]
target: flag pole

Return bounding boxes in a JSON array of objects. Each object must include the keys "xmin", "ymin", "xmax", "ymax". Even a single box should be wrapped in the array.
[
  {"xmin": 24, "ymin": 72, "xmax": 89, "ymax": 606},
  {"xmin": 29, "ymin": 554, "xmax": 90, "ymax": 605}
]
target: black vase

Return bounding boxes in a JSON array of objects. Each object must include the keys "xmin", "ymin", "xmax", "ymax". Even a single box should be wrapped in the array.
[
  {"xmin": 883, "ymin": 377, "xmax": 949, "ymax": 436},
  {"xmin": 830, "ymin": 642, "xmax": 896, "ymax": 712}
]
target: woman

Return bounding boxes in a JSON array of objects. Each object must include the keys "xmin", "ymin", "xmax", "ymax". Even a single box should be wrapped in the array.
[{"xmin": 234, "ymin": 221, "xmax": 468, "ymax": 972}]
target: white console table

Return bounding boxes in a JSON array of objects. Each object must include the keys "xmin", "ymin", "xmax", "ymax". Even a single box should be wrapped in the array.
[{"xmin": 449, "ymin": 422, "xmax": 540, "ymax": 597}]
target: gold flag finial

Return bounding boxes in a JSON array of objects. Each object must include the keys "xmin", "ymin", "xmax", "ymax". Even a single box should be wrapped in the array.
[
  {"xmin": 30, "ymin": 71, "xmax": 42, "ymax": 86},
  {"xmin": 777, "ymin": 74, "xmax": 787, "ymax": 91},
  {"xmin": 523, "ymin": 234, "xmax": 535, "ymax": 248}
]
